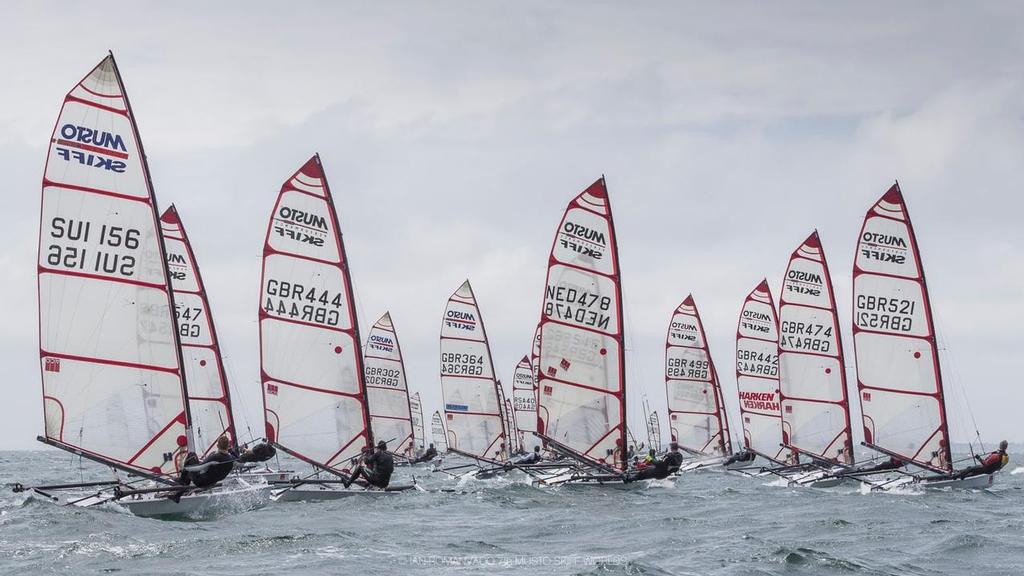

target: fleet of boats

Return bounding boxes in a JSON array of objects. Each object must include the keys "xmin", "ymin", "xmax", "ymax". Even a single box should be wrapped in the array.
[{"xmin": 14, "ymin": 54, "xmax": 1005, "ymax": 518}]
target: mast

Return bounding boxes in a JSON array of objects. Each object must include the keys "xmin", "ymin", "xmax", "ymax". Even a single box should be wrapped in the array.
[
  {"xmin": 536, "ymin": 177, "xmax": 627, "ymax": 470},
  {"xmin": 36, "ymin": 54, "xmax": 191, "ymax": 481},
  {"xmin": 778, "ymin": 231, "xmax": 853, "ymax": 465},
  {"xmin": 735, "ymin": 280, "xmax": 787, "ymax": 464},
  {"xmin": 853, "ymin": 183, "xmax": 952, "ymax": 473},
  {"xmin": 665, "ymin": 295, "xmax": 729, "ymax": 456},
  {"xmin": 160, "ymin": 205, "xmax": 237, "ymax": 455},
  {"xmin": 258, "ymin": 155, "xmax": 371, "ymax": 473},
  {"xmin": 440, "ymin": 280, "xmax": 508, "ymax": 460}
]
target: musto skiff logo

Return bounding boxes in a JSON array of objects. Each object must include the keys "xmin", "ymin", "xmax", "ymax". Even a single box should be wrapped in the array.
[
  {"xmin": 54, "ymin": 124, "xmax": 129, "ymax": 173},
  {"xmin": 273, "ymin": 206, "xmax": 329, "ymax": 247},
  {"xmin": 785, "ymin": 270, "xmax": 822, "ymax": 297},
  {"xmin": 558, "ymin": 221, "xmax": 606, "ymax": 260},
  {"xmin": 860, "ymin": 232, "xmax": 908, "ymax": 264},
  {"xmin": 445, "ymin": 310, "xmax": 477, "ymax": 331}
]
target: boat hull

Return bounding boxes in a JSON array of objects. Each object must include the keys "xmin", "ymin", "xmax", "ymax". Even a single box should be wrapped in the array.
[{"xmin": 271, "ymin": 483, "xmax": 417, "ymax": 502}]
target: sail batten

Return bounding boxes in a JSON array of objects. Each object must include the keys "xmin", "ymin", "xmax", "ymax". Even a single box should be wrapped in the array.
[
  {"xmin": 259, "ymin": 155, "xmax": 371, "ymax": 471},
  {"xmin": 440, "ymin": 280, "xmax": 508, "ymax": 460},
  {"xmin": 665, "ymin": 295, "xmax": 730, "ymax": 457},
  {"xmin": 537, "ymin": 179, "xmax": 627, "ymax": 470},
  {"xmin": 160, "ymin": 206, "xmax": 236, "ymax": 457},
  {"xmin": 37, "ymin": 55, "xmax": 191, "ymax": 477},
  {"xmin": 853, "ymin": 184, "xmax": 951, "ymax": 472},
  {"xmin": 778, "ymin": 232, "xmax": 853, "ymax": 464},
  {"xmin": 735, "ymin": 280, "xmax": 786, "ymax": 463}
]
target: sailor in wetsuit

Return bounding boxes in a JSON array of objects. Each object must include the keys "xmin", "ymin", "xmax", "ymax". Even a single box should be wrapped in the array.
[
  {"xmin": 344, "ymin": 440, "xmax": 395, "ymax": 489},
  {"xmin": 955, "ymin": 440, "xmax": 1009, "ymax": 480},
  {"xmin": 234, "ymin": 441, "xmax": 276, "ymax": 463},
  {"xmin": 723, "ymin": 449, "xmax": 756, "ymax": 466},
  {"xmin": 175, "ymin": 435, "xmax": 236, "ymax": 500},
  {"xmin": 842, "ymin": 456, "xmax": 904, "ymax": 476},
  {"xmin": 515, "ymin": 445, "xmax": 542, "ymax": 465},
  {"xmin": 412, "ymin": 443, "xmax": 439, "ymax": 464},
  {"xmin": 625, "ymin": 442, "xmax": 684, "ymax": 482}
]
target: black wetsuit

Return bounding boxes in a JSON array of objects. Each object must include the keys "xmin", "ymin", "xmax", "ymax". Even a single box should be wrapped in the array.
[
  {"xmin": 179, "ymin": 451, "xmax": 235, "ymax": 488},
  {"xmin": 850, "ymin": 458, "xmax": 903, "ymax": 475},
  {"xmin": 412, "ymin": 447, "xmax": 438, "ymax": 464},
  {"xmin": 238, "ymin": 442, "xmax": 276, "ymax": 463},
  {"xmin": 626, "ymin": 451, "xmax": 684, "ymax": 482},
  {"xmin": 723, "ymin": 451, "xmax": 756, "ymax": 466},
  {"xmin": 348, "ymin": 450, "xmax": 395, "ymax": 488}
]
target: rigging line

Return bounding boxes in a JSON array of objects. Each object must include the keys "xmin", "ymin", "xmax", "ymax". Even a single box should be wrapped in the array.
[
  {"xmin": 221, "ymin": 352, "xmax": 256, "ymax": 444},
  {"xmin": 933, "ymin": 312, "xmax": 983, "ymax": 454}
]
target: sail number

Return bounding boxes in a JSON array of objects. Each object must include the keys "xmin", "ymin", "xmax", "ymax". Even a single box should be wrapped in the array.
[
  {"xmin": 174, "ymin": 305, "xmax": 204, "ymax": 338},
  {"xmin": 441, "ymin": 353, "xmax": 485, "ymax": 377},
  {"xmin": 263, "ymin": 279, "xmax": 344, "ymax": 327},
  {"xmin": 667, "ymin": 357, "xmax": 709, "ymax": 379},
  {"xmin": 780, "ymin": 321, "xmax": 833, "ymax": 353},
  {"xmin": 46, "ymin": 218, "xmax": 141, "ymax": 277},
  {"xmin": 736, "ymin": 350, "xmax": 778, "ymax": 377},
  {"xmin": 365, "ymin": 366, "xmax": 401, "ymax": 388},
  {"xmin": 544, "ymin": 285, "xmax": 612, "ymax": 330},
  {"xmin": 855, "ymin": 295, "xmax": 916, "ymax": 332}
]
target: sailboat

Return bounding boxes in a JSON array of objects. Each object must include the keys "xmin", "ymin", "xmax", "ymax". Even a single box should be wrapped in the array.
[
  {"xmin": 364, "ymin": 312, "xmax": 416, "ymax": 462},
  {"xmin": 440, "ymin": 280, "xmax": 510, "ymax": 465},
  {"xmin": 410, "ymin": 392, "xmax": 426, "ymax": 456},
  {"xmin": 853, "ymin": 184, "xmax": 995, "ymax": 490},
  {"xmin": 777, "ymin": 232, "xmax": 856, "ymax": 487},
  {"xmin": 26, "ymin": 54, "xmax": 262, "ymax": 517},
  {"xmin": 666, "ymin": 295, "xmax": 734, "ymax": 472},
  {"xmin": 532, "ymin": 178, "xmax": 630, "ymax": 486},
  {"xmin": 511, "ymin": 355, "xmax": 537, "ymax": 452},
  {"xmin": 431, "ymin": 411, "xmax": 449, "ymax": 453},
  {"xmin": 259, "ymin": 156, "xmax": 412, "ymax": 501},
  {"xmin": 735, "ymin": 280, "xmax": 792, "ymax": 468}
]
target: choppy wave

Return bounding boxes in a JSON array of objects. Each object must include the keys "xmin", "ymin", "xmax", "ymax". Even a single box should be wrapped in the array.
[{"xmin": 2, "ymin": 450, "xmax": 1023, "ymax": 575}]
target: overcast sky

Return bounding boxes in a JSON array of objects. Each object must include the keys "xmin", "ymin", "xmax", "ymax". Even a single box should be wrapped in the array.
[{"xmin": 2, "ymin": 2, "xmax": 1022, "ymax": 451}]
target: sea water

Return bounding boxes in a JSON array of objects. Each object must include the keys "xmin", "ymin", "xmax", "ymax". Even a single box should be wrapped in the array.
[{"xmin": 2, "ymin": 450, "xmax": 1022, "ymax": 575}]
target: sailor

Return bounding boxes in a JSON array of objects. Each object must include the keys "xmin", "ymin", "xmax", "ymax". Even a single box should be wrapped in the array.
[
  {"xmin": 955, "ymin": 441, "xmax": 1009, "ymax": 480},
  {"xmin": 625, "ymin": 442, "xmax": 684, "ymax": 482},
  {"xmin": 723, "ymin": 449, "xmax": 756, "ymax": 466},
  {"xmin": 516, "ymin": 445, "xmax": 542, "ymax": 465},
  {"xmin": 412, "ymin": 443, "xmax": 439, "ymax": 464},
  {"xmin": 929, "ymin": 438, "xmax": 951, "ymax": 470},
  {"xmin": 344, "ymin": 440, "xmax": 394, "ymax": 489},
  {"xmin": 236, "ymin": 441, "xmax": 277, "ymax": 463},
  {"xmin": 178, "ymin": 436, "xmax": 235, "ymax": 488},
  {"xmin": 844, "ymin": 455, "xmax": 904, "ymax": 475}
]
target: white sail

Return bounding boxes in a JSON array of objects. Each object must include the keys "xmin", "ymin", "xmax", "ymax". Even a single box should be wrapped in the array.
[
  {"xmin": 160, "ymin": 206, "xmax": 236, "ymax": 457},
  {"xmin": 431, "ymin": 410, "xmax": 449, "ymax": 453},
  {"xmin": 410, "ymin": 392, "xmax": 425, "ymax": 453},
  {"xmin": 440, "ymin": 280, "xmax": 508, "ymax": 460},
  {"xmin": 511, "ymin": 355, "xmax": 537, "ymax": 451},
  {"xmin": 537, "ymin": 178, "xmax": 627, "ymax": 470},
  {"xmin": 779, "ymin": 231, "xmax": 853, "ymax": 464},
  {"xmin": 665, "ymin": 295, "xmax": 730, "ymax": 456},
  {"xmin": 37, "ymin": 55, "xmax": 190, "ymax": 477},
  {"xmin": 259, "ymin": 155, "xmax": 371, "ymax": 471},
  {"xmin": 735, "ymin": 280, "xmax": 787, "ymax": 462},
  {"xmin": 853, "ymin": 184, "xmax": 952, "ymax": 472},
  {"xmin": 364, "ymin": 312, "xmax": 415, "ymax": 457}
]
